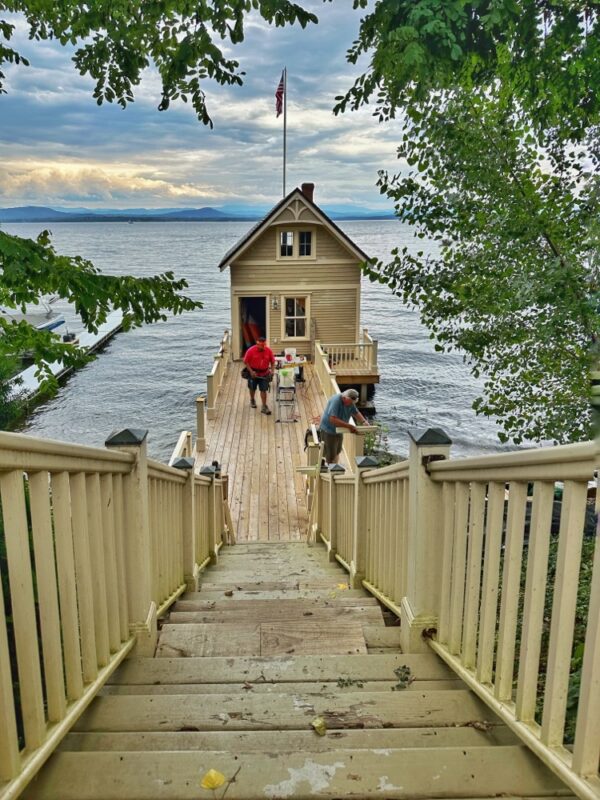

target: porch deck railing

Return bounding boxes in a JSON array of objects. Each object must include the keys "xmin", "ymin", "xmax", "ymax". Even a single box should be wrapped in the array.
[
  {"xmin": 206, "ymin": 329, "xmax": 231, "ymax": 420},
  {"xmin": 0, "ymin": 427, "xmax": 228, "ymax": 800},
  {"xmin": 312, "ymin": 430, "xmax": 599, "ymax": 800}
]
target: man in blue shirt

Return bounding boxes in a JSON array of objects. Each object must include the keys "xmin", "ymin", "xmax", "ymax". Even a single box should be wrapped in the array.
[{"xmin": 319, "ymin": 388, "xmax": 369, "ymax": 464}]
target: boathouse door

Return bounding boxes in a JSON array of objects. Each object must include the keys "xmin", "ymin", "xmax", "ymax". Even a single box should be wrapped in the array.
[{"xmin": 239, "ymin": 296, "xmax": 267, "ymax": 355}]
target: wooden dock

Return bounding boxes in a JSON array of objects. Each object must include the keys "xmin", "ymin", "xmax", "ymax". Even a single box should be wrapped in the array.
[{"xmin": 202, "ymin": 361, "xmax": 328, "ymax": 542}]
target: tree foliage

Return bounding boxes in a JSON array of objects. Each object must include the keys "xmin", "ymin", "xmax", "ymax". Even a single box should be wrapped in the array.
[
  {"xmin": 1, "ymin": 0, "xmax": 319, "ymax": 125},
  {"xmin": 336, "ymin": 0, "xmax": 599, "ymax": 443},
  {"xmin": 0, "ymin": 0, "xmax": 319, "ymax": 407}
]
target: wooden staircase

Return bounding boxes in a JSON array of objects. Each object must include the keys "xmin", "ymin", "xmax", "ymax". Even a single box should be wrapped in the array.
[{"xmin": 23, "ymin": 543, "xmax": 573, "ymax": 799}]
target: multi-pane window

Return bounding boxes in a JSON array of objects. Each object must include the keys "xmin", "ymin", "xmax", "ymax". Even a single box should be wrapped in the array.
[
  {"xmin": 299, "ymin": 231, "xmax": 312, "ymax": 256},
  {"xmin": 280, "ymin": 231, "xmax": 294, "ymax": 256},
  {"xmin": 284, "ymin": 297, "xmax": 306, "ymax": 337}
]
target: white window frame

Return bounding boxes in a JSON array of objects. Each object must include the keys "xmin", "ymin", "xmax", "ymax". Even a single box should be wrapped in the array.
[
  {"xmin": 278, "ymin": 230, "xmax": 294, "ymax": 258},
  {"xmin": 298, "ymin": 229, "xmax": 316, "ymax": 259},
  {"xmin": 281, "ymin": 294, "xmax": 311, "ymax": 341}
]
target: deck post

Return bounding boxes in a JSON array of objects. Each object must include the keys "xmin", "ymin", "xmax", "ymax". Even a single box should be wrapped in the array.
[
  {"xmin": 200, "ymin": 465, "xmax": 219, "ymax": 564},
  {"xmin": 172, "ymin": 457, "xmax": 198, "ymax": 592},
  {"xmin": 327, "ymin": 465, "xmax": 345, "ymax": 562},
  {"xmin": 196, "ymin": 396, "xmax": 206, "ymax": 452},
  {"xmin": 350, "ymin": 455, "xmax": 378, "ymax": 589},
  {"xmin": 401, "ymin": 428, "xmax": 452, "ymax": 653},
  {"xmin": 105, "ymin": 428, "xmax": 157, "ymax": 656}
]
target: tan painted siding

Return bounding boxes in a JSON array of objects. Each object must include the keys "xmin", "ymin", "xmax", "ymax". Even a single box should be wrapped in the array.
[{"xmin": 311, "ymin": 289, "xmax": 358, "ymax": 344}]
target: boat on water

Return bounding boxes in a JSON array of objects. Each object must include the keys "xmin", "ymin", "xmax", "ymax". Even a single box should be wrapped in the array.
[{"xmin": 0, "ymin": 295, "xmax": 65, "ymax": 332}]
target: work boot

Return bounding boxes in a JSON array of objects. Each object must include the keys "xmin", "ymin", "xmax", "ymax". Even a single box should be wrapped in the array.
[{"xmin": 261, "ymin": 405, "xmax": 271, "ymax": 415}]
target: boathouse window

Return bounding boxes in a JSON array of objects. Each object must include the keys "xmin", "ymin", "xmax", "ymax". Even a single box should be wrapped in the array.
[
  {"xmin": 299, "ymin": 231, "xmax": 312, "ymax": 256},
  {"xmin": 284, "ymin": 297, "xmax": 307, "ymax": 338},
  {"xmin": 280, "ymin": 231, "xmax": 294, "ymax": 257}
]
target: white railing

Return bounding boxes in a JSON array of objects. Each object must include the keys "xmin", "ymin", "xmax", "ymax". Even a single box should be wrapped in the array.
[
  {"xmin": 314, "ymin": 341, "xmax": 340, "ymax": 397},
  {"xmin": 320, "ymin": 342, "xmax": 378, "ymax": 372},
  {"xmin": 311, "ymin": 431, "xmax": 598, "ymax": 800},
  {"xmin": 0, "ymin": 428, "xmax": 228, "ymax": 800},
  {"xmin": 206, "ymin": 329, "xmax": 231, "ymax": 420}
]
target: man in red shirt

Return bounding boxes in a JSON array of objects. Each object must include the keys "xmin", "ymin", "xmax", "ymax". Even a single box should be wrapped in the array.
[{"xmin": 243, "ymin": 336, "xmax": 276, "ymax": 415}]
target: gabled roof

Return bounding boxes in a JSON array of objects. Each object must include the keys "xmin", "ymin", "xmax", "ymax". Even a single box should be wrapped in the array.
[{"xmin": 217, "ymin": 187, "xmax": 370, "ymax": 270}]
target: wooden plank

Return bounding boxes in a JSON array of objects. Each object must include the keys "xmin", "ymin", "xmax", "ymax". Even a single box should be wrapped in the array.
[
  {"xmin": 109, "ymin": 653, "xmax": 457, "ymax": 684},
  {"xmin": 168, "ymin": 606, "xmax": 384, "ymax": 624},
  {"xmin": 102, "ymin": 679, "xmax": 465, "ymax": 694},
  {"xmin": 157, "ymin": 623, "xmax": 261, "ymax": 657},
  {"xmin": 22, "ymin": 746, "xmax": 568, "ymax": 800},
  {"xmin": 61, "ymin": 725, "xmax": 518, "ymax": 752},
  {"xmin": 174, "ymin": 597, "xmax": 379, "ymax": 611},
  {"xmin": 0, "ymin": 551, "xmax": 20, "ymax": 780},
  {"xmin": 363, "ymin": 625, "xmax": 401, "ymax": 649},
  {"xmin": 476, "ymin": 481, "xmax": 505, "ymax": 684},
  {"xmin": 72, "ymin": 690, "xmax": 495, "ymax": 732},
  {"xmin": 260, "ymin": 622, "xmax": 367, "ymax": 655},
  {"xmin": 199, "ymin": 580, "xmax": 301, "ymax": 591}
]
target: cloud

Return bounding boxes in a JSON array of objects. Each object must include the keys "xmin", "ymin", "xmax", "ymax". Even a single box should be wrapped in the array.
[{"xmin": 0, "ymin": 2, "xmax": 402, "ymax": 211}]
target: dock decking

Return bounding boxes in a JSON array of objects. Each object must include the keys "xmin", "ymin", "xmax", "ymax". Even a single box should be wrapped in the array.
[{"xmin": 202, "ymin": 362, "xmax": 328, "ymax": 542}]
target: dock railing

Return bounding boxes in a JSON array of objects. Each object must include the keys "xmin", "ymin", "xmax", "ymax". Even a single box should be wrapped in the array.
[
  {"xmin": 206, "ymin": 329, "xmax": 231, "ymax": 420},
  {"xmin": 0, "ymin": 427, "xmax": 228, "ymax": 800},
  {"xmin": 313, "ymin": 428, "xmax": 599, "ymax": 800}
]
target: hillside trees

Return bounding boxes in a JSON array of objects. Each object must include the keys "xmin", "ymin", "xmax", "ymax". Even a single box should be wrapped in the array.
[
  {"xmin": 0, "ymin": 0, "xmax": 317, "ymax": 394},
  {"xmin": 337, "ymin": 0, "xmax": 599, "ymax": 443}
]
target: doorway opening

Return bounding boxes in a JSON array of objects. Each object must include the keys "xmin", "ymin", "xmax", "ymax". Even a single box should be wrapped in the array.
[{"xmin": 240, "ymin": 296, "xmax": 267, "ymax": 354}]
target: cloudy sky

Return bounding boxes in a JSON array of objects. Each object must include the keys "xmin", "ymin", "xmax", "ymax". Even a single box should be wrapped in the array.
[{"xmin": 0, "ymin": 2, "xmax": 403, "ymax": 212}]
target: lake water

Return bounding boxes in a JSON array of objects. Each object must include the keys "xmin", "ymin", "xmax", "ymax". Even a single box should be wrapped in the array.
[{"xmin": 4, "ymin": 220, "xmax": 512, "ymax": 461}]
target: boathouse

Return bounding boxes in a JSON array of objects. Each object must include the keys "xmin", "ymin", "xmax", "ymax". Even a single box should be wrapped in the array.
[{"xmin": 217, "ymin": 183, "xmax": 379, "ymax": 399}]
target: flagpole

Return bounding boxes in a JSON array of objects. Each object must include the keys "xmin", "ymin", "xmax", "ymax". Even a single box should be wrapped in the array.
[{"xmin": 283, "ymin": 67, "xmax": 287, "ymax": 197}]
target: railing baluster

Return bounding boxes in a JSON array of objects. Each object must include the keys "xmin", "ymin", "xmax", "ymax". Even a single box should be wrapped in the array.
[
  {"xmin": 0, "ymin": 471, "xmax": 46, "ymax": 749},
  {"xmin": 572, "ymin": 525, "xmax": 600, "ymax": 776},
  {"xmin": 86, "ymin": 473, "xmax": 110, "ymax": 667},
  {"xmin": 515, "ymin": 481, "xmax": 554, "ymax": 721},
  {"xmin": 0, "ymin": 575, "xmax": 20, "ymax": 780},
  {"xmin": 437, "ymin": 482, "xmax": 455, "ymax": 645},
  {"xmin": 28, "ymin": 471, "xmax": 67, "ymax": 722},
  {"xmin": 495, "ymin": 481, "xmax": 527, "ymax": 701},
  {"xmin": 112, "ymin": 474, "xmax": 130, "ymax": 642},
  {"xmin": 541, "ymin": 480, "xmax": 587, "ymax": 746},
  {"xmin": 69, "ymin": 472, "xmax": 98, "ymax": 684},
  {"xmin": 476, "ymin": 481, "xmax": 505, "ymax": 684},
  {"xmin": 462, "ymin": 482, "xmax": 486, "ymax": 669},
  {"xmin": 51, "ymin": 472, "xmax": 84, "ymax": 699},
  {"xmin": 100, "ymin": 474, "xmax": 122, "ymax": 653},
  {"xmin": 448, "ymin": 482, "xmax": 469, "ymax": 655}
]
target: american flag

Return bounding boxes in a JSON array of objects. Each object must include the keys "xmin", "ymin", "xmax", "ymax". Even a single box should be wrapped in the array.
[{"xmin": 275, "ymin": 70, "xmax": 285, "ymax": 117}]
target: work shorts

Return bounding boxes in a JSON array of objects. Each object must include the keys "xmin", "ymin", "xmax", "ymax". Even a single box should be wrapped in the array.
[
  {"xmin": 248, "ymin": 376, "xmax": 270, "ymax": 392},
  {"xmin": 321, "ymin": 431, "xmax": 344, "ymax": 463}
]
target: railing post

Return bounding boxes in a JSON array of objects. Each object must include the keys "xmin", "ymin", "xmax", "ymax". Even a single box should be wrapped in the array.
[
  {"xmin": 207, "ymin": 375, "xmax": 216, "ymax": 420},
  {"xmin": 172, "ymin": 457, "xmax": 198, "ymax": 592},
  {"xmin": 327, "ymin": 464, "xmax": 345, "ymax": 562},
  {"xmin": 401, "ymin": 427, "xmax": 452, "ymax": 653},
  {"xmin": 105, "ymin": 428, "xmax": 156, "ymax": 656},
  {"xmin": 351, "ymin": 455, "xmax": 379, "ymax": 589},
  {"xmin": 200, "ymin": 465, "xmax": 219, "ymax": 563},
  {"xmin": 196, "ymin": 395, "xmax": 206, "ymax": 452}
]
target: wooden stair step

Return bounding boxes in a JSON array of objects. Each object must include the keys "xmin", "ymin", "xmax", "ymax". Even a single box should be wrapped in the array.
[
  {"xmin": 60, "ymin": 725, "xmax": 518, "ymax": 752},
  {"xmin": 173, "ymin": 596, "xmax": 379, "ymax": 611},
  {"xmin": 72, "ymin": 689, "xmax": 494, "ymax": 732},
  {"xmin": 101, "ymin": 678, "xmax": 465, "ymax": 694},
  {"xmin": 109, "ymin": 653, "xmax": 456, "ymax": 684},
  {"xmin": 185, "ymin": 588, "xmax": 367, "ymax": 601},
  {"xmin": 156, "ymin": 621, "xmax": 368, "ymax": 657},
  {"xmin": 363, "ymin": 625, "xmax": 401, "ymax": 650},
  {"xmin": 166, "ymin": 606, "xmax": 384, "ymax": 625},
  {"xmin": 23, "ymin": 746, "xmax": 570, "ymax": 799}
]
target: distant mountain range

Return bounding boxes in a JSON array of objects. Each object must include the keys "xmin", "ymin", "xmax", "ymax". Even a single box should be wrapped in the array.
[{"xmin": 0, "ymin": 204, "xmax": 395, "ymax": 223}]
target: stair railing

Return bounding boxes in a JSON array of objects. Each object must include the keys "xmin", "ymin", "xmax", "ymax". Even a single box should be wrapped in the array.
[
  {"xmin": 0, "ymin": 427, "xmax": 229, "ymax": 800},
  {"xmin": 315, "ymin": 429, "xmax": 599, "ymax": 800},
  {"xmin": 206, "ymin": 329, "xmax": 231, "ymax": 420}
]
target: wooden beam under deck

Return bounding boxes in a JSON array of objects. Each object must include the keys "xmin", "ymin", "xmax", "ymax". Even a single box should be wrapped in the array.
[{"xmin": 201, "ymin": 362, "xmax": 328, "ymax": 542}]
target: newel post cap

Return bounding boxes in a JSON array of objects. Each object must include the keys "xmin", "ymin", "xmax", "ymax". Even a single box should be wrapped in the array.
[
  {"xmin": 329, "ymin": 464, "xmax": 346, "ymax": 473},
  {"xmin": 356, "ymin": 455, "xmax": 379, "ymax": 469},
  {"xmin": 172, "ymin": 457, "xmax": 195, "ymax": 470},
  {"xmin": 105, "ymin": 428, "xmax": 148, "ymax": 447},
  {"xmin": 199, "ymin": 465, "xmax": 217, "ymax": 476},
  {"xmin": 408, "ymin": 427, "xmax": 452, "ymax": 446}
]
